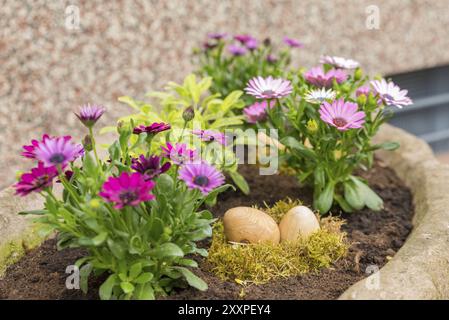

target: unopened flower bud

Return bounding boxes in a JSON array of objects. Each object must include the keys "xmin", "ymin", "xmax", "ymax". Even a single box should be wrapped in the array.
[
  {"xmin": 263, "ymin": 37, "xmax": 271, "ymax": 47},
  {"xmin": 334, "ymin": 150, "xmax": 343, "ymax": 160},
  {"xmin": 357, "ymin": 94, "xmax": 367, "ymax": 106},
  {"xmin": 82, "ymin": 135, "xmax": 93, "ymax": 152},
  {"xmin": 117, "ymin": 121, "xmax": 127, "ymax": 135},
  {"xmin": 89, "ymin": 199, "xmax": 101, "ymax": 209},
  {"xmin": 182, "ymin": 106, "xmax": 195, "ymax": 122},
  {"xmin": 354, "ymin": 68, "xmax": 363, "ymax": 81},
  {"xmin": 307, "ymin": 119, "xmax": 318, "ymax": 133}
]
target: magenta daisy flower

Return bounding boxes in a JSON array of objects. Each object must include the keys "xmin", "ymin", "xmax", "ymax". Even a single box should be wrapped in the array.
[
  {"xmin": 29, "ymin": 136, "xmax": 84, "ymax": 168},
  {"xmin": 319, "ymin": 55, "xmax": 360, "ymax": 69},
  {"xmin": 178, "ymin": 162, "xmax": 225, "ymax": 195},
  {"xmin": 75, "ymin": 104, "xmax": 105, "ymax": 128},
  {"xmin": 192, "ymin": 129, "xmax": 227, "ymax": 146},
  {"xmin": 243, "ymin": 100, "xmax": 275, "ymax": 123},
  {"xmin": 207, "ymin": 32, "xmax": 227, "ymax": 40},
  {"xmin": 234, "ymin": 34, "xmax": 255, "ymax": 44},
  {"xmin": 245, "ymin": 76, "xmax": 293, "ymax": 99},
  {"xmin": 161, "ymin": 143, "xmax": 197, "ymax": 165},
  {"xmin": 319, "ymin": 98, "xmax": 366, "ymax": 131},
  {"xmin": 244, "ymin": 38, "xmax": 259, "ymax": 50},
  {"xmin": 370, "ymin": 79, "xmax": 413, "ymax": 108},
  {"xmin": 304, "ymin": 66, "xmax": 348, "ymax": 88},
  {"xmin": 283, "ymin": 37, "xmax": 303, "ymax": 48},
  {"xmin": 133, "ymin": 122, "xmax": 171, "ymax": 135},
  {"xmin": 131, "ymin": 155, "xmax": 171, "ymax": 180},
  {"xmin": 22, "ymin": 134, "xmax": 59, "ymax": 159},
  {"xmin": 228, "ymin": 44, "xmax": 247, "ymax": 56},
  {"xmin": 99, "ymin": 172, "xmax": 155, "ymax": 209},
  {"xmin": 266, "ymin": 54, "xmax": 278, "ymax": 63},
  {"xmin": 14, "ymin": 162, "xmax": 58, "ymax": 196}
]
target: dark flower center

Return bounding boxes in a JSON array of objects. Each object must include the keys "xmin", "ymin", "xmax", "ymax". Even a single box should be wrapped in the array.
[
  {"xmin": 33, "ymin": 175, "xmax": 50, "ymax": 188},
  {"xmin": 119, "ymin": 191, "xmax": 138, "ymax": 204},
  {"xmin": 193, "ymin": 175, "xmax": 209, "ymax": 187},
  {"xmin": 49, "ymin": 153, "xmax": 66, "ymax": 164},
  {"xmin": 262, "ymin": 90, "xmax": 274, "ymax": 97},
  {"xmin": 333, "ymin": 117, "xmax": 347, "ymax": 127},
  {"xmin": 383, "ymin": 93, "xmax": 394, "ymax": 101}
]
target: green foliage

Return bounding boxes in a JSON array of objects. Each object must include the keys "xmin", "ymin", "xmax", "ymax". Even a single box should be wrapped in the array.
[
  {"xmin": 208, "ymin": 200, "xmax": 348, "ymax": 284},
  {"xmin": 193, "ymin": 36, "xmax": 294, "ymax": 105},
  {"xmin": 102, "ymin": 74, "xmax": 249, "ymax": 194},
  {"xmin": 258, "ymin": 68, "xmax": 396, "ymax": 213},
  {"xmin": 24, "ymin": 127, "xmax": 231, "ymax": 300}
]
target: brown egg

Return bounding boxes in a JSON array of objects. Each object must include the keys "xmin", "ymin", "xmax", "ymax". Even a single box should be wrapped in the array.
[
  {"xmin": 223, "ymin": 207, "xmax": 280, "ymax": 244},
  {"xmin": 279, "ymin": 206, "xmax": 320, "ymax": 242}
]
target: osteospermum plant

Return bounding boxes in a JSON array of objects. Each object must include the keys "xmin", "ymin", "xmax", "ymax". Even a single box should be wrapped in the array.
[
  {"xmin": 193, "ymin": 33, "xmax": 302, "ymax": 105},
  {"xmin": 16, "ymin": 105, "xmax": 233, "ymax": 300},
  {"xmin": 243, "ymin": 55, "xmax": 413, "ymax": 213}
]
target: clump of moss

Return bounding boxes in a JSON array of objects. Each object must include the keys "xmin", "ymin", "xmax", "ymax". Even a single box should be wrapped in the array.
[
  {"xmin": 255, "ymin": 197, "xmax": 302, "ymax": 223},
  {"xmin": 207, "ymin": 199, "xmax": 348, "ymax": 285}
]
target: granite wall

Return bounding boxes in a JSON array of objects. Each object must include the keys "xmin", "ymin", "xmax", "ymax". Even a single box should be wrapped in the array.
[{"xmin": 1, "ymin": 0, "xmax": 449, "ymax": 188}]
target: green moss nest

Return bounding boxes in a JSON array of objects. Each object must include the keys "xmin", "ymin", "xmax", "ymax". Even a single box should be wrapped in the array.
[{"xmin": 207, "ymin": 199, "xmax": 349, "ymax": 285}]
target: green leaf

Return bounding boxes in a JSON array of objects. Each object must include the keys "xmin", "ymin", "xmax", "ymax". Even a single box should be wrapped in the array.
[
  {"xmin": 99, "ymin": 274, "xmax": 117, "ymax": 300},
  {"xmin": 92, "ymin": 232, "xmax": 108, "ymax": 246},
  {"xmin": 228, "ymin": 171, "xmax": 249, "ymax": 195},
  {"xmin": 352, "ymin": 177, "xmax": 383, "ymax": 211},
  {"xmin": 129, "ymin": 262, "xmax": 142, "ymax": 280},
  {"xmin": 120, "ymin": 282, "xmax": 135, "ymax": 294},
  {"xmin": 151, "ymin": 243, "xmax": 184, "ymax": 258},
  {"xmin": 155, "ymin": 174, "xmax": 174, "ymax": 194},
  {"xmin": 18, "ymin": 209, "xmax": 47, "ymax": 216},
  {"xmin": 344, "ymin": 181, "xmax": 365, "ymax": 210},
  {"xmin": 368, "ymin": 141, "xmax": 400, "ymax": 151},
  {"xmin": 134, "ymin": 283, "xmax": 155, "ymax": 300},
  {"xmin": 334, "ymin": 195, "xmax": 354, "ymax": 213},
  {"xmin": 314, "ymin": 183, "xmax": 335, "ymax": 214},
  {"xmin": 79, "ymin": 263, "xmax": 93, "ymax": 294},
  {"xmin": 173, "ymin": 267, "xmax": 208, "ymax": 291},
  {"xmin": 134, "ymin": 272, "xmax": 154, "ymax": 284},
  {"xmin": 280, "ymin": 137, "xmax": 316, "ymax": 160},
  {"xmin": 107, "ymin": 239, "xmax": 126, "ymax": 259}
]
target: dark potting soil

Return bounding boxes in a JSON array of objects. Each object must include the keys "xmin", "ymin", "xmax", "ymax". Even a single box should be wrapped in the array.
[{"xmin": 0, "ymin": 161, "xmax": 414, "ymax": 300}]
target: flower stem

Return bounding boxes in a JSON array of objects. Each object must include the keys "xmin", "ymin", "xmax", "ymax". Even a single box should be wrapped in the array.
[{"xmin": 89, "ymin": 127, "xmax": 101, "ymax": 167}]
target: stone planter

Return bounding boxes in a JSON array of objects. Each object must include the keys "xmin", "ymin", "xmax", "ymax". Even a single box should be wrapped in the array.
[{"xmin": 1, "ymin": 124, "xmax": 448, "ymax": 299}]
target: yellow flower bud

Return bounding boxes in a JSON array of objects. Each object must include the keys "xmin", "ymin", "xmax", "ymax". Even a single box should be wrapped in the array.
[
  {"xmin": 354, "ymin": 68, "xmax": 363, "ymax": 81},
  {"xmin": 307, "ymin": 119, "xmax": 318, "ymax": 133},
  {"xmin": 89, "ymin": 199, "xmax": 101, "ymax": 209},
  {"xmin": 334, "ymin": 150, "xmax": 343, "ymax": 160}
]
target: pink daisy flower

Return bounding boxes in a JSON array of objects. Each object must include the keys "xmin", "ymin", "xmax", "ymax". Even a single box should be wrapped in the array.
[
  {"xmin": 178, "ymin": 162, "xmax": 225, "ymax": 195},
  {"xmin": 304, "ymin": 66, "xmax": 348, "ymax": 88},
  {"xmin": 14, "ymin": 162, "xmax": 59, "ymax": 196},
  {"xmin": 320, "ymin": 55, "xmax": 360, "ymax": 69},
  {"xmin": 355, "ymin": 84, "xmax": 371, "ymax": 97},
  {"xmin": 228, "ymin": 44, "xmax": 247, "ymax": 56},
  {"xmin": 243, "ymin": 100, "xmax": 275, "ymax": 123},
  {"xmin": 133, "ymin": 122, "xmax": 171, "ymax": 135},
  {"xmin": 131, "ymin": 155, "xmax": 171, "ymax": 180},
  {"xmin": 28, "ymin": 136, "xmax": 84, "ymax": 168},
  {"xmin": 161, "ymin": 143, "xmax": 197, "ymax": 165},
  {"xmin": 192, "ymin": 129, "xmax": 227, "ymax": 146},
  {"xmin": 319, "ymin": 98, "xmax": 366, "ymax": 131},
  {"xmin": 370, "ymin": 79, "xmax": 413, "ymax": 108},
  {"xmin": 99, "ymin": 172, "xmax": 155, "ymax": 209},
  {"xmin": 245, "ymin": 76, "xmax": 293, "ymax": 99},
  {"xmin": 75, "ymin": 103, "xmax": 105, "ymax": 128},
  {"xmin": 283, "ymin": 37, "xmax": 303, "ymax": 48}
]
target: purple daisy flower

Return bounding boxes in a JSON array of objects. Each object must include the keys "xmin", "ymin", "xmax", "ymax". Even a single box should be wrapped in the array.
[
  {"xmin": 203, "ymin": 42, "xmax": 218, "ymax": 50},
  {"xmin": 228, "ymin": 44, "xmax": 247, "ymax": 56},
  {"xmin": 266, "ymin": 54, "xmax": 278, "ymax": 63},
  {"xmin": 30, "ymin": 136, "xmax": 84, "ymax": 168},
  {"xmin": 355, "ymin": 84, "xmax": 371, "ymax": 97},
  {"xmin": 304, "ymin": 66, "xmax": 348, "ymax": 88},
  {"xmin": 99, "ymin": 172, "xmax": 155, "ymax": 209},
  {"xmin": 161, "ymin": 143, "xmax": 197, "ymax": 165},
  {"xmin": 75, "ymin": 104, "xmax": 105, "ymax": 128},
  {"xmin": 234, "ymin": 34, "xmax": 255, "ymax": 44},
  {"xmin": 283, "ymin": 37, "xmax": 303, "ymax": 48},
  {"xmin": 131, "ymin": 155, "xmax": 171, "ymax": 180},
  {"xmin": 133, "ymin": 122, "xmax": 171, "ymax": 135},
  {"xmin": 319, "ymin": 55, "xmax": 360, "ymax": 69},
  {"xmin": 178, "ymin": 162, "xmax": 225, "ymax": 195},
  {"xmin": 14, "ymin": 162, "xmax": 58, "ymax": 196},
  {"xmin": 22, "ymin": 134, "xmax": 60, "ymax": 159},
  {"xmin": 245, "ymin": 76, "xmax": 293, "ymax": 99},
  {"xmin": 370, "ymin": 79, "xmax": 413, "ymax": 108},
  {"xmin": 319, "ymin": 98, "xmax": 366, "ymax": 131},
  {"xmin": 207, "ymin": 32, "xmax": 227, "ymax": 40},
  {"xmin": 243, "ymin": 100, "xmax": 275, "ymax": 124},
  {"xmin": 244, "ymin": 38, "xmax": 259, "ymax": 50},
  {"xmin": 192, "ymin": 129, "xmax": 227, "ymax": 146}
]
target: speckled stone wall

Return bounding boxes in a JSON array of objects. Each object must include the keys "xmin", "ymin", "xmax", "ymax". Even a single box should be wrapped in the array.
[{"xmin": 1, "ymin": 0, "xmax": 449, "ymax": 188}]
